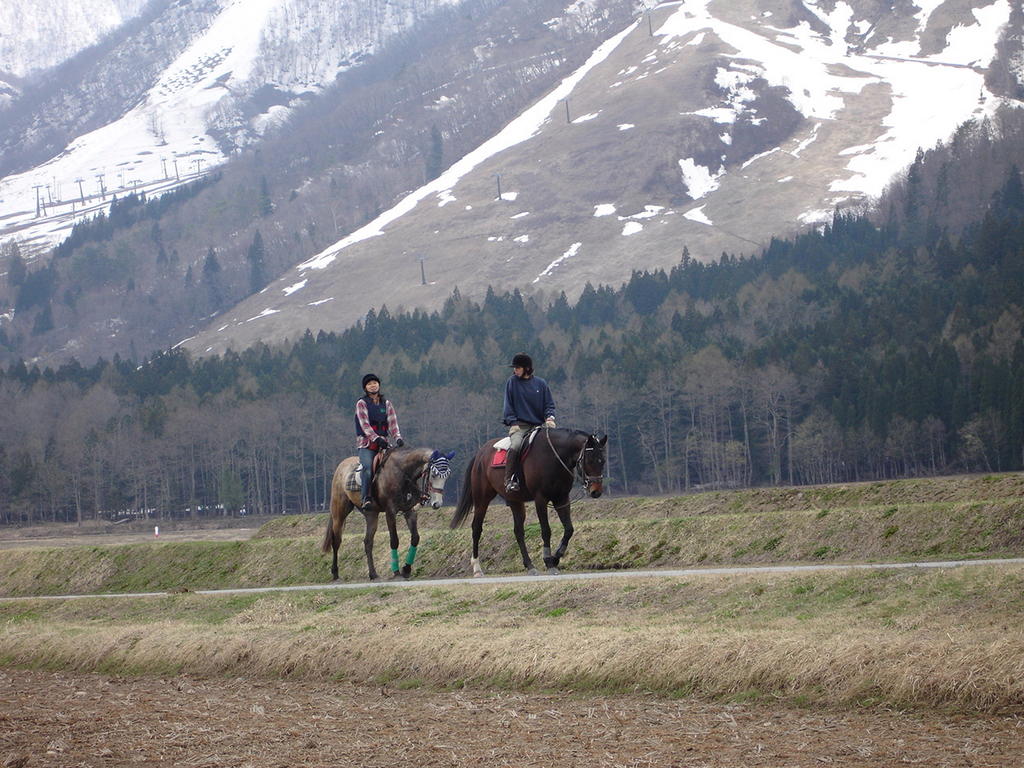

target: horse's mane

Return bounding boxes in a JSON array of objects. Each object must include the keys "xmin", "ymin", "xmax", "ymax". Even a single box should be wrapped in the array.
[
  {"xmin": 546, "ymin": 428, "xmax": 593, "ymax": 447},
  {"xmin": 387, "ymin": 447, "xmax": 432, "ymax": 470}
]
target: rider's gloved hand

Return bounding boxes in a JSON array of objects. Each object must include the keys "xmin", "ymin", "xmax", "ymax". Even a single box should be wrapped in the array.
[
  {"xmin": 396, "ymin": 438, "xmax": 405, "ymax": 448},
  {"xmin": 545, "ymin": 417, "xmax": 556, "ymax": 428},
  {"xmin": 374, "ymin": 435, "xmax": 389, "ymax": 449}
]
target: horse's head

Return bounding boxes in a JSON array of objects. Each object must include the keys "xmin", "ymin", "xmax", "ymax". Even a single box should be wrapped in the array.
[
  {"xmin": 581, "ymin": 433, "xmax": 608, "ymax": 498},
  {"xmin": 423, "ymin": 449, "xmax": 456, "ymax": 509}
]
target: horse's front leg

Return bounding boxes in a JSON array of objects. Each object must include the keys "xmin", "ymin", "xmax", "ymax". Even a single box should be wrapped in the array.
[
  {"xmin": 383, "ymin": 506, "xmax": 403, "ymax": 579},
  {"xmin": 361, "ymin": 508, "xmax": 381, "ymax": 582},
  {"xmin": 534, "ymin": 498, "xmax": 558, "ymax": 574},
  {"xmin": 551, "ymin": 500, "xmax": 574, "ymax": 569},
  {"xmin": 511, "ymin": 501, "xmax": 538, "ymax": 575},
  {"xmin": 399, "ymin": 510, "xmax": 420, "ymax": 579},
  {"xmin": 470, "ymin": 502, "xmax": 490, "ymax": 577}
]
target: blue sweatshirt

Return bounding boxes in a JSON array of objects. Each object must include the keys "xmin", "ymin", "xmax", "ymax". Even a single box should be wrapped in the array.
[{"xmin": 503, "ymin": 375, "xmax": 555, "ymax": 426}]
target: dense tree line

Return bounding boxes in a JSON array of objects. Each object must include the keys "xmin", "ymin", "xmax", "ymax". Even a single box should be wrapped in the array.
[
  {"xmin": 2, "ymin": 155, "xmax": 1022, "ymax": 525},
  {"xmin": 50, "ymin": 177, "xmax": 219, "ymax": 261}
]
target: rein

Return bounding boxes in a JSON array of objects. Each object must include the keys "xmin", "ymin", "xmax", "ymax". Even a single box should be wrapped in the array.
[
  {"xmin": 543, "ymin": 429, "xmax": 603, "ymax": 488},
  {"xmin": 418, "ymin": 466, "xmax": 445, "ymax": 504},
  {"xmin": 411, "ymin": 454, "xmax": 450, "ymax": 504}
]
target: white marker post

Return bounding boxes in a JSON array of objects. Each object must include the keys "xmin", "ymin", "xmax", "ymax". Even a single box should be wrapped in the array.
[{"xmin": 154, "ymin": 526, "xmax": 159, "ymax": 538}]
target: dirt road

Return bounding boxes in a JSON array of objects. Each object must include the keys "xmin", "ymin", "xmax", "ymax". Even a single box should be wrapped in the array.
[{"xmin": 1, "ymin": 669, "xmax": 1020, "ymax": 767}]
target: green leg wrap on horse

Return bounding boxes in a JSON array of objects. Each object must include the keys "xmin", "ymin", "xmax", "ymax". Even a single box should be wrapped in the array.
[
  {"xmin": 390, "ymin": 549, "xmax": 400, "ymax": 571},
  {"xmin": 405, "ymin": 545, "xmax": 417, "ymax": 566}
]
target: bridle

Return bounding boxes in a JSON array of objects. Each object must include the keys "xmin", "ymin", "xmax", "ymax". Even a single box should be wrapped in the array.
[
  {"xmin": 417, "ymin": 455, "xmax": 451, "ymax": 504},
  {"xmin": 544, "ymin": 429, "xmax": 604, "ymax": 488}
]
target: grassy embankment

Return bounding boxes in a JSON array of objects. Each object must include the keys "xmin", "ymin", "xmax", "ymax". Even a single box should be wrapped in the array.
[
  {"xmin": 0, "ymin": 473, "xmax": 1022, "ymax": 711},
  {"xmin": 1, "ymin": 472, "xmax": 1021, "ymax": 594}
]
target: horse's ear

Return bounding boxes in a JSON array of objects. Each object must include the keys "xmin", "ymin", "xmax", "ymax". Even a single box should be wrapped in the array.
[
  {"xmin": 599, "ymin": 434, "xmax": 608, "ymax": 446},
  {"xmin": 430, "ymin": 449, "xmax": 440, "ymax": 460},
  {"xmin": 446, "ymin": 451, "xmax": 456, "ymax": 460}
]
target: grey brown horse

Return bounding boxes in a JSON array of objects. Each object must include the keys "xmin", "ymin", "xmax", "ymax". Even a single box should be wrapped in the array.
[
  {"xmin": 322, "ymin": 446, "xmax": 454, "ymax": 581},
  {"xmin": 450, "ymin": 428, "xmax": 607, "ymax": 577}
]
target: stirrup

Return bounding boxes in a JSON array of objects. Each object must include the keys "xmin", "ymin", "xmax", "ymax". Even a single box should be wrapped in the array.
[{"xmin": 504, "ymin": 478, "xmax": 520, "ymax": 492}]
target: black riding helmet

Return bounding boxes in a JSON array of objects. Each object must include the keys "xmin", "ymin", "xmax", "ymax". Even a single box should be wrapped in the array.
[
  {"xmin": 510, "ymin": 353, "xmax": 533, "ymax": 375},
  {"xmin": 362, "ymin": 373, "xmax": 381, "ymax": 390}
]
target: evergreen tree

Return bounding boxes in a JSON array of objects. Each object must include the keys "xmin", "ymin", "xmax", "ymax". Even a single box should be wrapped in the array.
[
  {"xmin": 425, "ymin": 124, "xmax": 444, "ymax": 181},
  {"xmin": 32, "ymin": 304, "xmax": 54, "ymax": 335},
  {"xmin": 6, "ymin": 246, "xmax": 26, "ymax": 288},
  {"xmin": 995, "ymin": 165, "xmax": 1024, "ymax": 213},
  {"xmin": 247, "ymin": 230, "xmax": 267, "ymax": 293},
  {"xmin": 259, "ymin": 176, "xmax": 274, "ymax": 217},
  {"xmin": 202, "ymin": 247, "xmax": 223, "ymax": 309},
  {"xmin": 15, "ymin": 265, "xmax": 56, "ymax": 311}
]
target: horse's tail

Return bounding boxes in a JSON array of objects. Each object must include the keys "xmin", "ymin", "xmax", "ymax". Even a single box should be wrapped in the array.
[
  {"xmin": 449, "ymin": 455, "xmax": 477, "ymax": 529},
  {"xmin": 321, "ymin": 489, "xmax": 348, "ymax": 553},
  {"xmin": 320, "ymin": 516, "xmax": 334, "ymax": 553}
]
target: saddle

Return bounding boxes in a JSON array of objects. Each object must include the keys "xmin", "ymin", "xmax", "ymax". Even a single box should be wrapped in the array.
[
  {"xmin": 344, "ymin": 467, "xmax": 361, "ymax": 492},
  {"xmin": 346, "ymin": 450, "xmax": 393, "ymax": 493},
  {"xmin": 491, "ymin": 427, "xmax": 540, "ymax": 467}
]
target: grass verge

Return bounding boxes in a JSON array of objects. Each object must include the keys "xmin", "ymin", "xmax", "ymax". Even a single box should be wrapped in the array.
[{"xmin": 1, "ymin": 566, "xmax": 1021, "ymax": 712}]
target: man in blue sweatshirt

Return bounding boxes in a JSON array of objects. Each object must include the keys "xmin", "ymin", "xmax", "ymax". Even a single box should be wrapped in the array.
[{"xmin": 502, "ymin": 353, "xmax": 556, "ymax": 493}]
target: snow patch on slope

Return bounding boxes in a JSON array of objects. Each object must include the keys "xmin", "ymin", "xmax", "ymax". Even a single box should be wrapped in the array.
[
  {"xmin": 660, "ymin": 0, "xmax": 1010, "ymax": 203},
  {"xmin": 297, "ymin": 18, "xmax": 639, "ymax": 272},
  {"xmin": 679, "ymin": 158, "xmax": 722, "ymax": 199},
  {"xmin": 533, "ymin": 242, "xmax": 582, "ymax": 282}
]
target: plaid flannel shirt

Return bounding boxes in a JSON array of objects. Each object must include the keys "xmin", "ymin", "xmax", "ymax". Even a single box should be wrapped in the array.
[{"xmin": 355, "ymin": 397, "xmax": 403, "ymax": 450}]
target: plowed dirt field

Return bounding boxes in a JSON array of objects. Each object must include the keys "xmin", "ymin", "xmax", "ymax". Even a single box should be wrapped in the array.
[{"xmin": 2, "ymin": 669, "xmax": 1021, "ymax": 767}]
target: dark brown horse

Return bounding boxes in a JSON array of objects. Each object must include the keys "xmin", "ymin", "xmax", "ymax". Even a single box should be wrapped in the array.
[
  {"xmin": 322, "ymin": 447, "xmax": 455, "ymax": 581},
  {"xmin": 450, "ymin": 428, "xmax": 607, "ymax": 576}
]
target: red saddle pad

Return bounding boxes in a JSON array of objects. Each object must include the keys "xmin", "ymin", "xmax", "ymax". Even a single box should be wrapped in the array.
[{"xmin": 491, "ymin": 448, "xmax": 508, "ymax": 467}]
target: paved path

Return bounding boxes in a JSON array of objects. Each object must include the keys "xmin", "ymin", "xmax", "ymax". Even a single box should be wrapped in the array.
[{"xmin": 3, "ymin": 557, "xmax": 1023, "ymax": 602}]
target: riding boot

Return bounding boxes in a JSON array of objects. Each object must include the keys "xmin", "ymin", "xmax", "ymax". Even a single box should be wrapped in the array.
[
  {"xmin": 361, "ymin": 476, "xmax": 374, "ymax": 510},
  {"xmin": 504, "ymin": 426, "xmax": 529, "ymax": 493},
  {"xmin": 504, "ymin": 448, "xmax": 520, "ymax": 492}
]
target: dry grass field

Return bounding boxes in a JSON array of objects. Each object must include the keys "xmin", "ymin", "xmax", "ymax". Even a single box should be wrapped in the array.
[
  {"xmin": 2, "ymin": 474, "xmax": 1023, "ymax": 766},
  {"xmin": 0, "ymin": 517, "xmax": 262, "ymax": 550}
]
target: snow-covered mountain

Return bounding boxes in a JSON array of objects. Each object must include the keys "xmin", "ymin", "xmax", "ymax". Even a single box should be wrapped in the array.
[
  {"xmin": 0, "ymin": 0, "xmax": 465, "ymax": 253},
  {"xmin": 1, "ymin": 0, "xmax": 1021, "ymax": 365},
  {"xmin": 179, "ymin": 0, "xmax": 1022, "ymax": 356},
  {"xmin": 0, "ymin": 0, "xmax": 150, "ymax": 105}
]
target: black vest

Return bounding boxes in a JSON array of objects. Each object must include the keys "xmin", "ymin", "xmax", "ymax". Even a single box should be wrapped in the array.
[{"xmin": 355, "ymin": 395, "xmax": 389, "ymax": 437}]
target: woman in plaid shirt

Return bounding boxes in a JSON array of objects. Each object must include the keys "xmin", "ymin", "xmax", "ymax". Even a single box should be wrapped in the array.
[{"xmin": 355, "ymin": 373, "xmax": 404, "ymax": 510}]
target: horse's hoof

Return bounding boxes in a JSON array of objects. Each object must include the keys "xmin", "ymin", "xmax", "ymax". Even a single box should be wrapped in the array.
[
  {"xmin": 472, "ymin": 571, "xmax": 485, "ymax": 578},
  {"xmin": 400, "ymin": 564, "xmax": 413, "ymax": 579},
  {"xmin": 527, "ymin": 567, "xmax": 539, "ymax": 576},
  {"xmin": 547, "ymin": 567, "xmax": 560, "ymax": 576}
]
